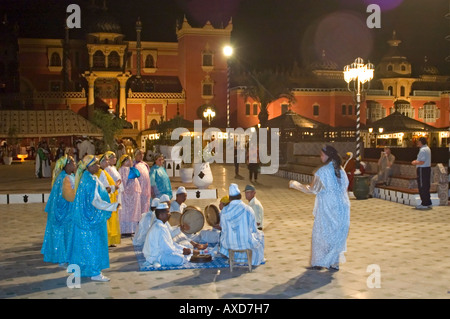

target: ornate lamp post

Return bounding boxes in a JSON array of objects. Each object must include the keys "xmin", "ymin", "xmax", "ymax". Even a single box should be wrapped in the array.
[
  {"xmin": 203, "ymin": 107, "xmax": 216, "ymax": 126},
  {"xmin": 223, "ymin": 45, "xmax": 233, "ymax": 127},
  {"xmin": 344, "ymin": 57, "xmax": 374, "ymax": 175}
]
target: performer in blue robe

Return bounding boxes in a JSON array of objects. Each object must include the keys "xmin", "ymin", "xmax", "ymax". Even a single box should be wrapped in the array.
[
  {"xmin": 67, "ymin": 155, "xmax": 120, "ymax": 282},
  {"xmin": 41, "ymin": 155, "xmax": 76, "ymax": 265},
  {"xmin": 149, "ymin": 153, "xmax": 173, "ymax": 199},
  {"xmin": 219, "ymin": 184, "xmax": 265, "ymax": 266},
  {"xmin": 289, "ymin": 145, "xmax": 350, "ymax": 271}
]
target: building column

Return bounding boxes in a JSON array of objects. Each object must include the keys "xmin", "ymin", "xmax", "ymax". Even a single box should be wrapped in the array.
[
  {"xmin": 117, "ymin": 72, "xmax": 131, "ymax": 119},
  {"xmin": 83, "ymin": 72, "xmax": 97, "ymax": 120}
]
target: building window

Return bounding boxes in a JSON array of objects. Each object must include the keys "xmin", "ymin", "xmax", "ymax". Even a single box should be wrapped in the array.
[
  {"xmin": 202, "ymin": 83, "xmax": 213, "ymax": 96},
  {"xmin": 145, "ymin": 55, "xmax": 155, "ymax": 68},
  {"xmin": 400, "ymin": 86, "xmax": 405, "ymax": 96},
  {"xmin": 150, "ymin": 119, "xmax": 158, "ymax": 129},
  {"xmin": 419, "ymin": 102, "xmax": 439, "ymax": 123},
  {"xmin": 388, "ymin": 86, "xmax": 393, "ymax": 96},
  {"xmin": 253, "ymin": 103, "xmax": 258, "ymax": 116},
  {"xmin": 108, "ymin": 51, "xmax": 120, "ymax": 68},
  {"xmin": 313, "ymin": 104, "xmax": 319, "ymax": 116},
  {"xmin": 93, "ymin": 50, "xmax": 106, "ymax": 68},
  {"xmin": 401, "ymin": 65, "xmax": 406, "ymax": 71},
  {"xmin": 341, "ymin": 104, "xmax": 346, "ymax": 115},
  {"xmin": 348, "ymin": 104, "xmax": 353, "ymax": 115},
  {"xmin": 50, "ymin": 52, "xmax": 61, "ymax": 66},
  {"xmin": 367, "ymin": 101, "xmax": 386, "ymax": 122},
  {"xmin": 132, "ymin": 121, "xmax": 139, "ymax": 130},
  {"xmin": 245, "ymin": 103, "xmax": 251, "ymax": 116},
  {"xmin": 202, "ymin": 53, "xmax": 213, "ymax": 67},
  {"xmin": 387, "ymin": 65, "xmax": 393, "ymax": 72},
  {"xmin": 394, "ymin": 102, "xmax": 414, "ymax": 118}
]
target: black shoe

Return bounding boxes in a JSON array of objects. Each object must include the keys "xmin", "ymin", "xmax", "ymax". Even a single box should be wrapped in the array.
[
  {"xmin": 307, "ymin": 266, "xmax": 324, "ymax": 270},
  {"xmin": 329, "ymin": 265, "xmax": 339, "ymax": 271}
]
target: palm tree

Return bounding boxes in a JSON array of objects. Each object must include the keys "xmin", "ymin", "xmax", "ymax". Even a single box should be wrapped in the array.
[{"xmin": 238, "ymin": 69, "xmax": 296, "ymax": 127}]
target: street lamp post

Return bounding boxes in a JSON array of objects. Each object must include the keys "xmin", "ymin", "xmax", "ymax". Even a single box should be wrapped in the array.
[
  {"xmin": 203, "ymin": 107, "xmax": 216, "ymax": 126},
  {"xmin": 344, "ymin": 57, "xmax": 374, "ymax": 175},
  {"xmin": 223, "ymin": 45, "xmax": 233, "ymax": 128}
]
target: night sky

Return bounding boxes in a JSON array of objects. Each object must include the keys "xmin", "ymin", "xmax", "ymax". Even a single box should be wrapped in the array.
[{"xmin": 2, "ymin": 0, "xmax": 449, "ymax": 74}]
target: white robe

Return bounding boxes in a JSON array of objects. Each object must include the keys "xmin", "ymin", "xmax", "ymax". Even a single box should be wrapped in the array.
[
  {"xmin": 248, "ymin": 197, "xmax": 264, "ymax": 229},
  {"xmin": 219, "ymin": 200, "xmax": 265, "ymax": 265},
  {"xmin": 142, "ymin": 219, "xmax": 188, "ymax": 266}
]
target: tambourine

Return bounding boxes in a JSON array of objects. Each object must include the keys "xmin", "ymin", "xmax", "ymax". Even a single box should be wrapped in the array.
[
  {"xmin": 180, "ymin": 206, "xmax": 205, "ymax": 234},
  {"xmin": 168, "ymin": 211, "xmax": 181, "ymax": 226},
  {"xmin": 204, "ymin": 204, "xmax": 220, "ymax": 227}
]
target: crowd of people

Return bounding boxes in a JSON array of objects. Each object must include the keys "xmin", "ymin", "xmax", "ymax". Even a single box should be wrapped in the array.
[{"xmin": 41, "ymin": 147, "xmax": 266, "ymax": 282}]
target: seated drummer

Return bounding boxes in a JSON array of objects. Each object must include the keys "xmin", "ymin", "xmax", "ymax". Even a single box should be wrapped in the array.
[
  {"xmin": 192, "ymin": 196, "xmax": 229, "ymax": 245},
  {"xmin": 170, "ymin": 186, "xmax": 187, "ymax": 213},
  {"xmin": 159, "ymin": 188, "xmax": 206, "ymax": 250},
  {"xmin": 132, "ymin": 198, "xmax": 159, "ymax": 246},
  {"xmin": 219, "ymin": 184, "xmax": 265, "ymax": 266},
  {"xmin": 142, "ymin": 202, "xmax": 193, "ymax": 267}
]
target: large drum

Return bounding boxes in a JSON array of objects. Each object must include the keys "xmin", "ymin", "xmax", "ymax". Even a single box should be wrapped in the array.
[
  {"xmin": 180, "ymin": 206, "xmax": 205, "ymax": 234},
  {"xmin": 168, "ymin": 211, "xmax": 182, "ymax": 226},
  {"xmin": 204, "ymin": 204, "xmax": 220, "ymax": 227}
]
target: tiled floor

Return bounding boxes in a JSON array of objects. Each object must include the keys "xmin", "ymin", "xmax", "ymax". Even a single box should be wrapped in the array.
[{"xmin": 0, "ymin": 162, "xmax": 449, "ymax": 299}]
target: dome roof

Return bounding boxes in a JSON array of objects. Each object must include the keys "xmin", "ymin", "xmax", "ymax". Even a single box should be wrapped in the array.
[
  {"xmin": 419, "ymin": 56, "xmax": 439, "ymax": 75},
  {"xmin": 87, "ymin": 7, "xmax": 122, "ymax": 34},
  {"xmin": 309, "ymin": 50, "xmax": 338, "ymax": 71}
]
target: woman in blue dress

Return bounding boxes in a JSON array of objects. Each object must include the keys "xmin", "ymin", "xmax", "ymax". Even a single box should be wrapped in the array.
[
  {"xmin": 67, "ymin": 155, "xmax": 120, "ymax": 282},
  {"xmin": 289, "ymin": 145, "xmax": 350, "ymax": 271},
  {"xmin": 41, "ymin": 155, "xmax": 76, "ymax": 266},
  {"xmin": 149, "ymin": 153, "xmax": 173, "ymax": 200}
]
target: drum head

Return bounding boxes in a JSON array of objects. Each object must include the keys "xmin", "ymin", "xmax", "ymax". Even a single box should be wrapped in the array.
[
  {"xmin": 181, "ymin": 206, "xmax": 204, "ymax": 234},
  {"xmin": 204, "ymin": 204, "xmax": 220, "ymax": 226},
  {"xmin": 168, "ymin": 211, "xmax": 181, "ymax": 226}
]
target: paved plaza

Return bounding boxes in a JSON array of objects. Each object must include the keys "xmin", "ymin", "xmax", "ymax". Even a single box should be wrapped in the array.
[{"xmin": 0, "ymin": 161, "xmax": 449, "ymax": 300}]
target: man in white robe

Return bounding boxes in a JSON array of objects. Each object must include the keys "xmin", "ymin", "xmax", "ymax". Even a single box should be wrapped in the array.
[
  {"xmin": 219, "ymin": 183, "xmax": 265, "ymax": 266},
  {"xmin": 142, "ymin": 202, "xmax": 192, "ymax": 267},
  {"xmin": 132, "ymin": 198, "xmax": 159, "ymax": 246},
  {"xmin": 169, "ymin": 186, "xmax": 188, "ymax": 213},
  {"xmin": 244, "ymin": 184, "xmax": 264, "ymax": 230}
]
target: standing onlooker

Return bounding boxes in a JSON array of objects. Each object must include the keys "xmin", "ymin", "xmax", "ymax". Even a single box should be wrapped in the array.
[
  {"xmin": 289, "ymin": 145, "xmax": 350, "ymax": 271},
  {"xmin": 35, "ymin": 141, "xmax": 52, "ymax": 178},
  {"xmin": 117, "ymin": 154, "xmax": 142, "ymax": 235},
  {"xmin": 55, "ymin": 142, "xmax": 66, "ymax": 161},
  {"xmin": 244, "ymin": 184, "xmax": 264, "ymax": 230},
  {"xmin": 411, "ymin": 137, "xmax": 432, "ymax": 210},
  {"xmin": 369, "ymin": 147, "xmax": 395, "ymax": 197},
  {"xmin": 134, "ymin": 149, "xmax": 151, "ymax": 214},
  {"xmin": 246, "ymin": 146, "xmax": 260, "ymax": 183},
  {"xmin": 149, "ymin": 154, "xmax": 173, "ymax": 200}
]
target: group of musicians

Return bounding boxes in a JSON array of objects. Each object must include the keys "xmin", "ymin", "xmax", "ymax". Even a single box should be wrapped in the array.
[{"xmin": 139, "ymin": 183, "xmax": 265, "ymax": 269}]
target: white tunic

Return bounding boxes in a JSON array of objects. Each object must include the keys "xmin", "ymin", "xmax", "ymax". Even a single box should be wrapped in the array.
[
  {"xmin": 219, "ymin": 200, "xmax": 265, "ymax": 265},
  {"xmin": 142, "ymin": 219, "xmax": 186, "ymax": 265},
  {"xmin": 248, "ymin": 197, "xmax": 264, "ymax": 228}
]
